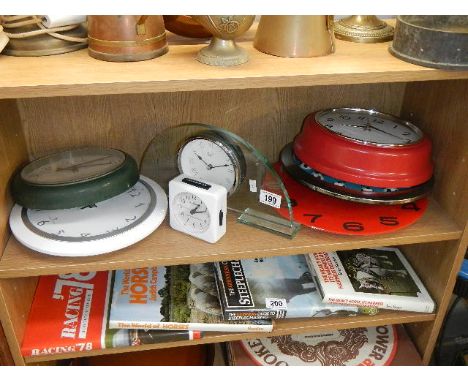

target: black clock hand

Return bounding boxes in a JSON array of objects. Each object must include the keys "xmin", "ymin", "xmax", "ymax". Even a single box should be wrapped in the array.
[
  {"xmin": 194, "ymin": 152, "xmax": 213, "ymax": 170},
  {"xmin": 367, "ymin": 125, "xmax": 407, "ymax": 141},
  {"xmin": 190, "ymin": 203, "xmax": 201, "ymax": 214},
  {"xmin": 210, "ymin": 163, "xmax": 231, "ymax": 168},
  {"xmin": 192, "ymin": 209, "xmax": 207, "ymax": 215},
  {"xmin": 56, "ymin": 155, "xmax": 113, "ymax": 171}
]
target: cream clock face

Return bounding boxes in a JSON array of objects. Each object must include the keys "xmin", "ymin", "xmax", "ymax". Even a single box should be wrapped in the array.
[
  {"xmin": 316, "ymin": 109, "xmax": 423, "ymax": 146},
  {"xmin": 178, "ymin": 137, "xmax": 240, "ymax": 195},
  {"xmin": 21, "ymin": 147, "xmax": 126, "ymax": 185},
  {"xmin": 172, "ymin": 192, "xmax": 211, "ymax": 233}
]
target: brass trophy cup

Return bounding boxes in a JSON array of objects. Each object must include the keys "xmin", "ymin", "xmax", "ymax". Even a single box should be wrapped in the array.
[
  {"xmin": 191, "ymin": 15, "xmax": 255, "ymax": 66},
  {"xmin": 334, "ymin": 15, "xmax": 394, "ymax": 43}
]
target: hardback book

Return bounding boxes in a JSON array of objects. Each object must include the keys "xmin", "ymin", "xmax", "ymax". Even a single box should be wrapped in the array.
[
  {"xmin": 214, "ymin": 255, "xmax": 369, "ymax": 321},
  {"xmin": 307, "ymin": 247, "xmax": 435, "ymax": 313},
  {"xmin": 21, "ymin": 271, "xmax": 200, "ymax": 357},
  {"xmin": 108, "ymin": 264, "xmax": 273, "ymax": 333}
]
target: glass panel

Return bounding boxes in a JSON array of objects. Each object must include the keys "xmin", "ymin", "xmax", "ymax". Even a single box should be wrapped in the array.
[{"xmin": 140, "ymin": 123, "xmax": 300, "ymax": 238}]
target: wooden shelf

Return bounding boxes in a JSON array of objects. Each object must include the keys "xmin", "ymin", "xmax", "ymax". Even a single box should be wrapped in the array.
[
  {"xmin": 0, "ymin": 31, "xmax": 467, "ymax": 99},
  {"xmin": 24, "ymin": 310, "xmax": 435, "ymax": 363},
  {"xmin": 0, "ymin": 198, "xmax": 461, "ymax": 278}
]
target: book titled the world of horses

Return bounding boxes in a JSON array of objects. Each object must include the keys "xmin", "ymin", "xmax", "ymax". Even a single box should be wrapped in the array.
[{"xmin": 307, "ymin": 247, "xmax": 435, "ymax": 313}]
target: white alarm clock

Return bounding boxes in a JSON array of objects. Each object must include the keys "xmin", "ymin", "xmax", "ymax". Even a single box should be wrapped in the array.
[{"xmin": 169, "ymin": 174, "xmax": 227, "ymax": 243}]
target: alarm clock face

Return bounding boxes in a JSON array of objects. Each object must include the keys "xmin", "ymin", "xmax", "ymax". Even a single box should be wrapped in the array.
[
  {"xmin": 21, "ymin": 147, "xmax": 126, "ymax": 185},
  {"xmin": 178, "ymin": 135, "xmax": 245, "ymax": 196},
  {"xmin": 172, "ymin": 192, "xmax": 211, "ymax": 233},
  {"xmin": 315, "ymin": 108, "xmax": 423, "ymax": 146}
]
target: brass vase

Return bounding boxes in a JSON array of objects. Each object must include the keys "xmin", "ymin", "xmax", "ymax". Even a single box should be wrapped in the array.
[
  {"xmin": 191, "ymin": 15, "xmax": 255, "ymax": 66},
  {"xmin": 254, "ymin": 16, "xmax": 335, "ymax": 57},
  {"xmin": 334, "ymin": 15, "xmax": 394, "ymax": 43}
]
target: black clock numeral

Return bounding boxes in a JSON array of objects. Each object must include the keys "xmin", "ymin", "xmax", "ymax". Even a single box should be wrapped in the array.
[
  {"xmin": 358, "ymin": 116, "xmax": 366, "ymax": 121},
  {"xmin": 57, "ymin": 230, "xmax": 65, "ymax": 235},
  {"xmin": 80, "ymin": 204, "xmax": 97, "ymax": 209},
  {"xmin": 303, "ymin": 213, "xmax": 323, "ymax": 223},
  {"xmin": 402, "ymin": 132, "xmax": 411, "ymax": 136},
  {"xmin": 125, "ymin": 216, "xmax": 137, "ymax": 222},
  {"xmin": 343, "ymin": 221, "xmax": 364, "ymax": 231},
  {"xmin": 373, "ymin": 118, "xmax": 385, "ymax": 124},
  {"xmin": 325, "ymin": 124, "xmax": 333, "ymax": 128},
  {"xmin": 80, "ymin": 233, "xmax": 91, "ymax": 237},
  {"xmin": 37, "ymin": 220, "xmax": 50, "ymax": 226},
  {"xmin": 401, "ymin": 202, "xmax": 421, "ymax": 212},
  {"xmin": 326, "ymin": 118, "xmax": 335, "ymax": 122},
  {"xmin": 340, "ymin": 115, "xmax": 351, "ymax": 120},
  {"xmin": 379, "ymin": 216, "xmax": 400, "ymax": 226},
  {"xmin": 134, "ymin": 203, "xmax": 145, "ymax": 208},
  {"xmin": 128, "ymin": 191, "xmax": 141, "ymax": 198}
]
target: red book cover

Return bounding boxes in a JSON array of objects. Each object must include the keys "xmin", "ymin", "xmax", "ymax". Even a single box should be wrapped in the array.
[{"xmin": 22, "ymin": 271, "xmax": 111, "ymax": 357}]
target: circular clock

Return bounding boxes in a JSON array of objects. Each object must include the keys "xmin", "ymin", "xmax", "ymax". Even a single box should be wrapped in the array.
[
  {"xmin": 274, "ymin": 162, "xmax": 428, "ymax": 236},
  {"xmin": 11, "ymin": 147, "xmax": 139, "ymax": 209},
  {"xmin": 9, "ymin": 175, "xmax": 167, "ymax": 257},
  {"xmin": 280, "ymin": 143, "xmax": 432, "ymax": 205},
  {"xmin": 293, "ymin": 108, "xmax": 433, "ymax": 188},
  {"xmin": 172, "ymin": 192, "xmax": 211, "ymax": 233},
  {"xmin": 177, "ymin": 131, "xmax": 246, "ymax": 196}
]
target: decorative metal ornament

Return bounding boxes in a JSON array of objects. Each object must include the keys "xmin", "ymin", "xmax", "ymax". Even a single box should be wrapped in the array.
[
  {"xmin": 334, "ymin": 15, "xmax": 394, "ymax": 43},
  {"xmin": 191, "ymin": 15, "xmax": 255, "ymax": 66}
]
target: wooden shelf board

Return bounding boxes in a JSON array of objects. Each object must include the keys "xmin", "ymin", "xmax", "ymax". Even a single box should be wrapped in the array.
[
  {"xmin": 1, "ymin": 29, "xmax": 468, "ymax": 99},
  {"xmin": 24, "ymin": 310, "xmax": 435, "ymax": 363},
  {"xmin": 0, "ymin": 198, "xmax": 461, "ymax": 278}
]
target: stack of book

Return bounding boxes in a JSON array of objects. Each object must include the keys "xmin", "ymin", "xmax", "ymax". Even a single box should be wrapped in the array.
[{"xmin": 21, "ymin": 246, "xmax": 435, "ymax": 360}]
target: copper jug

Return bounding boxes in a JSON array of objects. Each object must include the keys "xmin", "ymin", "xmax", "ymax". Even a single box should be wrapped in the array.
[
  {"xmin": 88, "ymin": 16, "xmax": 168, "ymax": 62},
  {"xmin": 254, "ymin": 16, "xmax": 335, "ymax": 58}
]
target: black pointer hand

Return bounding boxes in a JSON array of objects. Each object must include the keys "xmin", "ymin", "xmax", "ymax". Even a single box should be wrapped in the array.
[
  {"xmin": 192, "ymin": 209, "xmax": 207, "ymax": 215},
  {"xmin": 210, "ymin": 163, "xmax": 231, "ymax": 168},
  {"xmin": 190, "ymin": 203, "xmax": 201, "ymax": 214},
  {"xmin": 194, "ymin": 152, "xmax": 212, "ymax": 170},
  {"xmin": 367, "ymin": 124, "xmax": 407, "ymax": 141}
]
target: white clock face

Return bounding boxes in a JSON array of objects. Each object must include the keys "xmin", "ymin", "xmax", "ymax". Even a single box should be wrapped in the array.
[
  {"xmin": 22, "ymin": 181, "xmax": 154, "ymax": 240},
  {"xmin": 21, "ymin": 147, "xmax": 126, "ymax": 185},
  {"xmin": 316, "ymin": 109, "xmax": 423, "ymax": 146},
  {"xmin": 178, "ymin": 138, "xmax": 237, "ymax": 194},
  {"xmin": 173, "ymin": 192, "xmax": 211, "ymax": 233}
]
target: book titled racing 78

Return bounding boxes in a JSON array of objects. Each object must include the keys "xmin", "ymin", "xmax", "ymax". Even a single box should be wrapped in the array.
[
  {"xmin": 214, "ymin": 255, "xmax": 366, "ymax": 321},
  {"xmin": 307, "ymin": 247, "xmax": 435, "ymax": 313}
]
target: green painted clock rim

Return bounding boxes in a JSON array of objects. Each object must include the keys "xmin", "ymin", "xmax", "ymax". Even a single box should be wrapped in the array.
[{"xmin": 11, "ymin": 153, "xmax": 139, "ymax": 210}]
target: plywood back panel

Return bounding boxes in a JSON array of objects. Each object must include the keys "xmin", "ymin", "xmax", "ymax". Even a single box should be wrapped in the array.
[{"xmin": 17, "ymin": 83, "xmax": 405, "ymax": 166}]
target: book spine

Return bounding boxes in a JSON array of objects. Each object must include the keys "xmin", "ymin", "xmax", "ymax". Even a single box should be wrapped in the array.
[
  {"xmin": 109, "ymin": 320, "xmax": 273, "ymax": 333},
  {"xmin": 324, "ymin": 294, "xmax": 434, "ymax": 313},
  {"xmin": 225, "ymin": 309, "xmax": 283, "ymax": 321}
]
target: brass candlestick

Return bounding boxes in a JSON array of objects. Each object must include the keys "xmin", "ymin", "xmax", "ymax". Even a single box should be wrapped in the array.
[{"xmin": 334, "ymin": 15, "xmax": 394, "ymax": 43}]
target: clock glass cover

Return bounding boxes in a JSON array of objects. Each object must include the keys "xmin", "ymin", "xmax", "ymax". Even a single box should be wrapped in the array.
[
  {"xmin": 315, "ymin": 108, "xmax": 423, "ymax": 146},
  {"xmin": 172, "ymin": 192, "xmax": 211, "ymax": 233},
  {"xmin": 21, "ymin": 147, "xmax": 126, "ymax": 185},
  {"xmin": 178, "ymin": 135, "xmax": 244, "ymax": 196}
]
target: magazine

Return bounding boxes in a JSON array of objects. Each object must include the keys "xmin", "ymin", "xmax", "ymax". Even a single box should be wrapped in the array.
[
  {"xmin": 307, "ymin": 247, "xmax": 435, "ymax": 313},
  {"xmin": 108, "ymin": 264, "xmax": 273, "ymax": 333},
  {"xmin": 214, "ymin": 255, "xmax": 369, "ymax": 321},
  {"xmin": 21, "ymin": 271, "xmax": 200, "ymax": 357}
]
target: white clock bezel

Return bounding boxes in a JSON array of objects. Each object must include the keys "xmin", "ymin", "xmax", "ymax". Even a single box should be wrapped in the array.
[
  {"xmin": 9, "ymin": 175, "xmax": 167, "ymax": 257},
  {"xmin": 315, "ymin": 107, "xmax": 424, "ymax": 147},
  {"xmin": 177, "ymin": 131, "xmax": 246, "ymax": 196}
]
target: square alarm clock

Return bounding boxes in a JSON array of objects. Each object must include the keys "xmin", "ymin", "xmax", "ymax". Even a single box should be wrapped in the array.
[{"xmin": 169, "ymin": 174, "xmax": 227, "ymax": 243}]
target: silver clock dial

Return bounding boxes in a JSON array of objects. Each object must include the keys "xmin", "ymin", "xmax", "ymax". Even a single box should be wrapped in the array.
[
  {"xmin": 316, "ymin": 108, "xmax": 423, "ymax": 146},
  {"xmin": 178, "ymin": 137, "xmax": 240, "ymax": 195},
  {"xmin": 173, "ymin": 192, "xmax": 211, "ymax": 233},
  {"xmin": 21, "ymin": 147, "xmax": 126, "ymax": 185}
]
